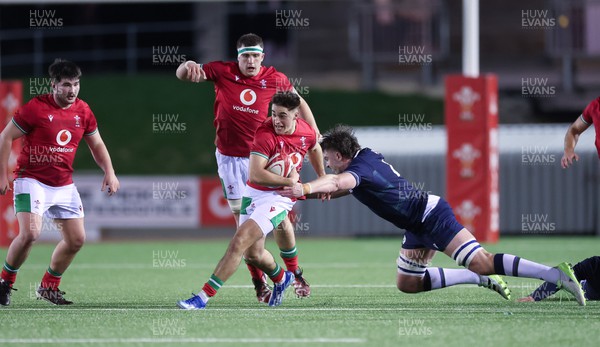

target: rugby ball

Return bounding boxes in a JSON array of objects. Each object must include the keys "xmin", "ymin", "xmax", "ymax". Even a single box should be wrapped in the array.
[{"xmin": 266, "ymin": 153, "xmax": 294, "ymax": 177}]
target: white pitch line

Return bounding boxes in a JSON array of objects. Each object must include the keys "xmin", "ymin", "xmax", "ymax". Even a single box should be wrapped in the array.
[
  {"xmin": 0, "ymin": 337, "xmax": 366, "ymax": 344},
  {"xmin": 19, "ymin": 263, "xmax": 388, "ymax": 270},
  {"xmin": 224, "ymin": 284, "xmax": 396, "ymax": 288},
  {"xmin": 1, "ymin": 306, "xmax": 534, "ymax": 312}
]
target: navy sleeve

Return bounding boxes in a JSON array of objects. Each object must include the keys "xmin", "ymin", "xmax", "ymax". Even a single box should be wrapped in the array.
[
  {"xmin": 344, "ymin": 158, "xmax": 369, "ymax": 187},
  {"xmin": 529, "ymin": 282, "xmax": 560, "ymax": 301}
]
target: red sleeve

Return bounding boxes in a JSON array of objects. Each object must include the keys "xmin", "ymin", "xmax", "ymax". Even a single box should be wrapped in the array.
[
  {"xmin": 85, "ymin": 108, "xmax": 98, "ymax": 136},
  {"xmin": 12, "ymin": 102, "xmax": 35, "ymax": 134},
  {"xmin": 581, "ymin": 97, "xmax": 600, "ymax": 125},
  {"xmin": 309, "ymin": 125, "xmax": 318, "ymax": 149},
  {"xmin": 302, "ymin": 120, "xmax": 318, "ymax": 150},
  {"xmin": 202, "ymin": 61, "xmax": 222, "ymax": 82},
  {"xmin": 250, "ymin": 126, "xmax": 275, "ymax": 159}
]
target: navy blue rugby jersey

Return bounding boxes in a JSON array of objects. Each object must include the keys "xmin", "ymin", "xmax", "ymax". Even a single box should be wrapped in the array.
[{"xmin": 344, "ymin": 148, "xmax": 428, "ymax": 231}]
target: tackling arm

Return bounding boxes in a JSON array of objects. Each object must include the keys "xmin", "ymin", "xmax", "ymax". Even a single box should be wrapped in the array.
[
  {"xmin": 561, "ymin": 116, "xmax": 591, "ymax": 169},
  {"xmin": 280, "ymin": 172, "xmax": 357, "ymax": 199},
  {"xmin": 305, "ymin": 189, "xmax": 351, "ymax": 200}
]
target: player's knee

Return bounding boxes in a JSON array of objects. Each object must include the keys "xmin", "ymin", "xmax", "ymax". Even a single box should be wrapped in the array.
[
  {"xmin": 451, "ymin": 239, "xmax": 493, "ymax": 274},
  {"xmin": 227, "ymin": 228, "xmax": 256, "ymax": 256},
  {"xmin": 19, "ymin": 232, "xmax": 39, "ymax": 245},
  {"xmin": 467, "ymin": 251, "xmax": 494, "ymax": 275},
  {"xmin": 396, "ymin": 275, "xmax": 424, "ymax": 293},
  {"xmin": 66, "ymin": 235, "xmax": 86, "ymax": 252},
  {"xmin": 243, "ymin": 250, "xmax": 261, "ymax": 265},
  {"xmin": 18, "ymin": 227, "xmax": 41, "ymax": 245}
]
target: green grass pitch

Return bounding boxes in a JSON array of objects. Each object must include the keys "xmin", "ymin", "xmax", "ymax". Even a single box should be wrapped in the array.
[{"xmin": 1, "ymin": 236, "xmax": 599, "ymax": 347}]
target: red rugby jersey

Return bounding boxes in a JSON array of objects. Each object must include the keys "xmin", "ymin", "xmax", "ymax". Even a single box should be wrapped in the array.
[
  {"xmin": 202, "ymin": 61, "xmax": 293, "ymax": 157},
  {"xmin": 12, "ymin": 94, "xmax": 98, "ymax": 186},
  {"xmin": 581, "ymin": 96, "xmax": 600, "ymax": 158},
  {"xmin": 248, "ymin": 118, "xmax": 317, "ymax": 191}
]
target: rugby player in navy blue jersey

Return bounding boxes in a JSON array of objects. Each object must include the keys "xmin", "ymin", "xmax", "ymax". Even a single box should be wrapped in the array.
[
  {"xmin": 518, "ymin": 256, "xmax": 600, "ymax": 302},
  {"xmin": 280, "ymin": 124, "xmax": 586, "ymax": 305}
]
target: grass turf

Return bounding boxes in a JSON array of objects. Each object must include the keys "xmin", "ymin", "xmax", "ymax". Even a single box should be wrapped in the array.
[{"xmin": 0, "ymin": 236, "xmax": 598, "ymax": 347}]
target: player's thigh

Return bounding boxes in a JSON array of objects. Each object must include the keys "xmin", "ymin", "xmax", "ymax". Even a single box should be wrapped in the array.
[
  {"xmin": 55, "ymin": 218, "xmax": 86, "ymax": 246},
  {"xmin": 43, "ymin": 183, "xmax": 86, "ymax": 246},
  {"xmin": 13, "ymin": 178, "xmax": 47, "ymax": 238},
  {"xmin": 240, "ymin": 187, "xmax": 294, "ymax": 237},
  {"xmin": 215, "ymin": 150, "xmax": 248, "ymax": 201},
  {"xmin": 15, "ymin": 212, "xmax": 43, "ymax": 240}
]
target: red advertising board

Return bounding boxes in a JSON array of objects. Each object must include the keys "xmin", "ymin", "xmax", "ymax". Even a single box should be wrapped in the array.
[
  {"xmin": 0, "ymin": 81, "xmax": 23, "ymax": 247},
  {"xmin": 445, "ymin": 75, "xmax": 499, "ymax": 243},
  {"xmin": 199, "ymin": 176, "xmax": 236, "ymax": 227}
]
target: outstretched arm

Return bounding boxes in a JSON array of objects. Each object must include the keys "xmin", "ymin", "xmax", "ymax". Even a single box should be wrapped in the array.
[
  {"xmin": 176, "ymin": 60, "xmax": 207, "ymax": 83},
  {"xmin": 517, "ymin": 281, "xmax": 560, "ymax": 302},
  {"xmin": 280, "ymin": 172, "xmax": 357, "ymax": 199},
  {"xmin": 561, "ymin": 116, "xmax": 591, "ymax": 169},
  {"xmin": 305, "ymin": 189, "xmax": 351, "ymax": 200}
]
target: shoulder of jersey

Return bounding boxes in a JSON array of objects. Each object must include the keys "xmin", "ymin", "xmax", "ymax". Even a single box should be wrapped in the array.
[{"xmin": 260, "ymin": 65, "xmax": 279, "ymax": 77}]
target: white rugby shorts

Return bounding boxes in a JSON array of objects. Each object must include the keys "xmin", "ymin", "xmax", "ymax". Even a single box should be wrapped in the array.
[
  {"xmin": 239, "ymin": 186, "xmax": 295, "ymax": 235},
  {"xmin": 13, "ymin": 177, "xmax": 84, "ymax": 219},
  {"xmin": 215, "ymin": 149, "xmax": 249, "ymax": 200}
]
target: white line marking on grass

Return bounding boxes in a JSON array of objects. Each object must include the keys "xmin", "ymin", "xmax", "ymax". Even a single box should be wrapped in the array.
[
  {"xmin": 21, "ymin": 263, "xmax": 387, "ymax": 270},
  {"xmin": 207, "ymin": 284, "xmax": 548, "ymax": 289},
  {"xmin": 0, "ymin": 338, "xmax": 366, "ymax": 344},
  {"xmin": 225, "ymin": 284, "xmax": 396, "ymax": 288},
  {"xmin": 2, "ymin": 307, "xmax": 518, "ymax": 312}
]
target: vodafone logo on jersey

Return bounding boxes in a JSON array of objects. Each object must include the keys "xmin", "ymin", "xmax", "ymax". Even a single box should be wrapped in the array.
[
  {"xmin": 56, "ymin": 129, "xmax": 72, "ymax": 146},
  {"xmin": 239, "ymin": 89, "xmax": 257, "ymax": 106}
]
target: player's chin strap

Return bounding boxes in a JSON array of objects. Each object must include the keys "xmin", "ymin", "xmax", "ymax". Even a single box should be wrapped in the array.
[
  {"xmin": 451, "ymin": 239, "xmax": 483, "ymax": 268},
  {"xmin": 228, "ymin": 199, "xmax": 242, "ymax": 214}
]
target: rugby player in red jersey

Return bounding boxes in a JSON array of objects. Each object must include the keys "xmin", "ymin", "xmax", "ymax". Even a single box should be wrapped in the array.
[
  {"xmin": 176, "ymin": 33, "xmax": 321, "ymax": 302},
  {"xmin": 562, "ymin": 96, "xmax": 600, "ymax": 168},
  {"xmin": 178, "ymin": 92, "xmax": 323, "ymax": 309},
  {"xmin": 0, "ymin": 59, "xmax": 119, "ymax": 306}
]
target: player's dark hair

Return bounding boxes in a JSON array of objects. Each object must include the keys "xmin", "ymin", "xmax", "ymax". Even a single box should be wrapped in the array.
[
  {"xmin": 48, "ymin": 59, "xmax": 81, "ymax": 82},
  {"xmin": 237, "ymin": 33, "xmax": 263, "ymax": 49},
  {"xmin": 272, "ymin": 92, "xmax": 301, "ymax": 110},
  {"xmin": 321, "ymin": 124, "xmax": 361, "ymax": 159}
]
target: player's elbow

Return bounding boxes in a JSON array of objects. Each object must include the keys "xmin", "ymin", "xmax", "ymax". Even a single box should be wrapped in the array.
[
  {"xmin": 329, "ymin": 175, "xmax": 344, "ymax": 192},
  {"xmin": 248, "ymin": 175, "xmax": 259, "ymax": 185}
]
